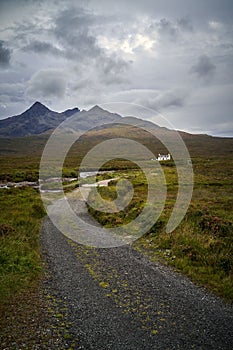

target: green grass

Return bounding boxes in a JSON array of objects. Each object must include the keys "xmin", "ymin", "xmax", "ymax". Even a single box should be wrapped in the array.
[
  {"xmin": 0, "ymin": 187, "xmax": 45, "ymax": 302},
  {"xmin": 0, "ymin": 128, "xmax": 232, "ymax": 305},
  {"xmin": 87, "ymin": 158, "xmax": 233, "ymax": 302},
  {"xmin": 0, "ymin": 124, "xmax": 232, "ymax": 347},
  {"xmin": 137, "ymin": 210, "xmax": 233, "ymax": 301},
  {"xmin": 1, "ymin": 125, "xmax": 232, "ymax": 181}
]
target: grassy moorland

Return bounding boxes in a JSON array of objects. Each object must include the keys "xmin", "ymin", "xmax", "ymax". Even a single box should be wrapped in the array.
[
  {"xmin": 88, "ymin": 157, "xmax": 233, "ymax": 301},
  {"xmin": 0, "ymin": 126, "xmax": 232, "ymax": 307}
]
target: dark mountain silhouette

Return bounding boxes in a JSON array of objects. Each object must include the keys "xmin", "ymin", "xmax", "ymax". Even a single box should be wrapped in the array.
[{"xmin": 0, "ymin": 102, "xmax": 80, "ymax": 137}]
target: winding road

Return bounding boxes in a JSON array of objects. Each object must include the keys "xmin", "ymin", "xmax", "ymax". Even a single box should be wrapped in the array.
[{"xmin": 41, "ymin": 187, "xmax": 233, "ymax": 350}]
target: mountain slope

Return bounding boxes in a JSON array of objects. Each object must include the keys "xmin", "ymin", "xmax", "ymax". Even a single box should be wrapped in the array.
[
  {"xmin": 62, "ymin": 105, "xmax": 122, "ymax": 132},
  {"xmin": 0, "ymin": 102, "xmax": 80, "ymax": 137}
]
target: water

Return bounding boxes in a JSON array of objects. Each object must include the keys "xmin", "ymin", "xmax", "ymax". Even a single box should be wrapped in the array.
[{"xmin": 79, "ymin": 170, "xmax": 115, "ymax": 179}]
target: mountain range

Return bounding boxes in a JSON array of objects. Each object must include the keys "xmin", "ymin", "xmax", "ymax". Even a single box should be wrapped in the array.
[
  {"xmin": 0, "ymin": 102, "xmax": 163, "ymax": 138},
  {"xmin": 0, "ymin": 102, "xmax": 232, "ymax": 159},
  {"xmin": 0, "ymin": 102, "xmax": 80, "ymax": 137}
]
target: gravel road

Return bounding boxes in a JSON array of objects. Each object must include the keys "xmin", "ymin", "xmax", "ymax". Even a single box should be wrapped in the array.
[{"xmin": 41, "ymin": 193, "xmax": 233, "ymax": 350}]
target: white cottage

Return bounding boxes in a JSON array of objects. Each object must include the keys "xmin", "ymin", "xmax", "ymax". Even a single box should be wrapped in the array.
[{"xmin": 157, "ymin": 153, "xmax": 171, "ymax": 161}]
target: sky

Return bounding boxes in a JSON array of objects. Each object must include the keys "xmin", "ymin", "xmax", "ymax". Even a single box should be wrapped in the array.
[{"xmin": 0, "ymin": 0, "xmax": 232, "ymax": 136}]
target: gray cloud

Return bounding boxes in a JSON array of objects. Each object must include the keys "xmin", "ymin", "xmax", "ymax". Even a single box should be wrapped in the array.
[
  {"xmin": 157, "ymin": 91, "xmax": 187, "ymax": 108},
  {"xmin": 96, "ymin": 56, "xmax": 130, "ymax": 85},
  {"xmin": 0, "ymin": 0, "xmax": 232, "ymax": 136},
  {"xmin": 158, "ymin": 18, "xmax": 178, "ymax": 39},
  {"xmin": 53, "ymin": 7, "xmax": 101, "ymax": 60},
  {"xmin": 52, "ymin": 7, "xmax": 129, "ymax": 83},
  {"xmin": 0, "ymin": 82, "xmax": 26, "ymax": 117},
  {"xmin": 0, "ymin": 82, "xmax": 24, "ymax": 96},
  {"xmin": 177, "ymin": 17, "xmax": 193, "ymax": 32},
  {"xmin": 150, "ymin": 16, "xmax": 193, "ymax": 42},
  {"xmin": 87, "ymin": 0, "xmax": 233, "ymax": 25},
  {"xmin": 0, "ymin": 83, "xmax": 25, "ymax": 103},
  {"xmin": 0, "ymin": 41, "xmax": 11, "ymax": 67},
  {"xmin": 190, "ymin": 55, "xmax": 216, "ymax": 79},
  {"xmin": 137, "ymin": 89, "xmax": 188, "ymax": 111},
  {"xmin": 26, "ymin": 70, "xmax": 67, "ymax": 98},
  {"xmin": 113, "ymin": 89, "xmax": 188, "ymax": 112},
  {"xmin": 22, "ymin": 40, "xmax": 64, "ymax": 56}
]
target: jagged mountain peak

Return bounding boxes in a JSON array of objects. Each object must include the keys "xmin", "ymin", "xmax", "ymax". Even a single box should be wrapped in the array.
[
  {"xmin": 26, "ymin": 101, "xmax": 52, "ymax": 115},
  {"xmin": 0, "ymin": 101, "xmax": 76, "ymax": 137},
  {"xmin": 88, "ymin": 105, "xmax": 106, "ymax": 113},
  {"xmin": 31, "ymin": 101, "xmax": 48, "ymax": 108},
  {"xmin": 85, "ymin": 105, "xmax": 122, "ymax": 120}
]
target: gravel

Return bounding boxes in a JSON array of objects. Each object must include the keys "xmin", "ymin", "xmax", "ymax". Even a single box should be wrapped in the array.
[{"xmin": 41, "ymin": 210, "xmax": 233, "ymax": 350}]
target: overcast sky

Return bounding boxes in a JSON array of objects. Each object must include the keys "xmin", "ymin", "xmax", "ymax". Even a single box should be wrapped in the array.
[{"xmin": 0, "ymin": 0, "xmax": 232, "ymax": 136}]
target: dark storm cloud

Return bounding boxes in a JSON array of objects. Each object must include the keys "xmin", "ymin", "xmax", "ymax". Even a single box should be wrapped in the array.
[
  {"xmin": 0, "ymin": 41, "xmax": 11, "ymax": 67},
  {"xmin": 190, "ymin": 55, "xmax": 216, "ymax": 79}
]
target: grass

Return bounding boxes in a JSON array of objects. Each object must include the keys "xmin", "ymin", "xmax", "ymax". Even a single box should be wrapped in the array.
[
  {"xmin": 0, "ymin": 127, "xmax": 232, "ymax": 306},
  {"xmin": 1, "ymin": 124, "xmax": 232, "ymax": 180},
  {"xmin": 87, "ymin": 158, "xmax": 233, "ymax": 302},
  {"xmin": 0, "ymin": 187, "xmax": 45, "ymax": 302},
  {"xmin": 137, "ymin": 210, "xmax": 233, "ymax": 301},
  {"xmin": 1, "ymin": 122, "xmax": 231, "ymax": 347}
]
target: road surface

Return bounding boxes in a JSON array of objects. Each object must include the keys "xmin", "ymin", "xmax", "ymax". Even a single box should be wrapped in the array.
[{"xmin": 41, "ymin": 190, "xmax": 233, "ymax": 350}]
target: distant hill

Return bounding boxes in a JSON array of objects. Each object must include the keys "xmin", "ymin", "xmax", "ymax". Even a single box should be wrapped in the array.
[{"xmin": 0, "ymin": 102, "xmax": 80, "ymax": 137}]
